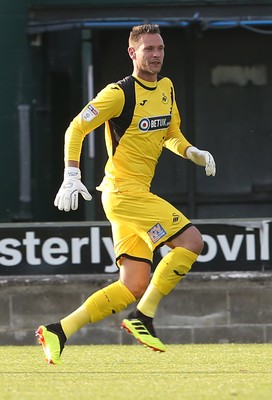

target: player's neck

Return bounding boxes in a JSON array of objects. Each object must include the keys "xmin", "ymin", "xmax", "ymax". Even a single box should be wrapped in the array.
[{"xmin": 133, "ymin": 70, "xmax": 157, "ymax": 83}]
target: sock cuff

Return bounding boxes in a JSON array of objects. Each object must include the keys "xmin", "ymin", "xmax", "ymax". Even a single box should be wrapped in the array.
[
  {"xmin": 118, "ymin": 279, "xmax": 136, "ymax": 303},
  {"xmin": 84, "ymin": 280, "xmax": 136, "ymax": 324},
  {"xmin": 172, "ymin": 247, "xmax": 198, "ymax": 265},
  {"xmin": 151, "ymin": 247, "xmax": 198, "ymax": 296}
]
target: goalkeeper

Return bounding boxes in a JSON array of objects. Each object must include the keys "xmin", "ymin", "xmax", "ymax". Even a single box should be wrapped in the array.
[{"xmin": 36, "ymin": 23, "xmax": 216, "ymax": 364}]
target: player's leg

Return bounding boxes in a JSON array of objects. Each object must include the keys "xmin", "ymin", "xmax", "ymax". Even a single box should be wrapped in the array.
[
  {"xmin": 36, "ymin": 264, "xmax": 148, "ymax": 365},
  {"xmin": 136, "ymin": 226, "xmax": 202, "ymax": 318},
  {"xmin": 120, "ymin": 257, "xmax": 166, "ymax": 352},
  {"xmin": 122, "ymin": 194, "xmax": 203, "ymax": 350},
  {"xmin": 36, "ymin": 277, "xmax": 138, "ymax": 365},
  {"xmin": 36, "ymin": 195, "xmax": 153, "ymax": 364}
]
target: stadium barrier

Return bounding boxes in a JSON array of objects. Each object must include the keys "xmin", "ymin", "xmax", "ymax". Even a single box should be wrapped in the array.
[
  {"xmin": 0, "ymin": 218, "xmax": 271, "ymax": 345},
  {"xmin": 0, "ymin": 218, "xmax": 271, "ymax": 274}
]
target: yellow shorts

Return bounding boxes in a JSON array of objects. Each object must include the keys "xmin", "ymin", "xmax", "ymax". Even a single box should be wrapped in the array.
[{"xmin": 101, "ymin": 191, "xmax": 192, "ymax": 266}]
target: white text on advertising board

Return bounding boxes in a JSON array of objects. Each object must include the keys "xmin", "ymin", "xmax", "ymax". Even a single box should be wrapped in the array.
[{"xmin": 0, "ymin": 223, "xmax": 270, "ymax": 272}]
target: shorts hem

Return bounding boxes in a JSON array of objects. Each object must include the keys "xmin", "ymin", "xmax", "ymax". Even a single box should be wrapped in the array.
[
  {"xmin": 155, "ymin": 222, "xmax": 193, "ymax": 250},
  {"xmin": 116, "ymin": 253, "xmax": 153, "ymax": 268}
]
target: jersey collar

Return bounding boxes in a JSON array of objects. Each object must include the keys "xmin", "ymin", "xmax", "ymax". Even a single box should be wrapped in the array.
[{"xmin": 132, "ymin": 75, "xmax": 158, "ymax": 91}]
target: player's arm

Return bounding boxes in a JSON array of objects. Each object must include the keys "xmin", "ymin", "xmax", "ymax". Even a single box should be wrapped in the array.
[
  {"xmin": 54, "ymin": 84, "xmax": 125, "ymax": 212},
  {"xmin": 65, "ymin": 84, "xmax": 125, "ymax": 163},
  {"xmin": 164, "ymin": 100, "xmax": 216, "ymax": 177},
  {"xmin": 163, "ymin": 100, "xmax": 192, "ymax": 157}
]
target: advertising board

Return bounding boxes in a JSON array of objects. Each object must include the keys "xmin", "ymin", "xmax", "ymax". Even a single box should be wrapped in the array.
[{"xmin": 0, "ymin": 219, "xmax": 271, "ymax": 275}]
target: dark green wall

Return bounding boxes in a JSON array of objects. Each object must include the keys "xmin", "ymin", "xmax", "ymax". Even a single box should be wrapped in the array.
[
  {"xmin": 1, "ymin": 0, "xmax": 272, "ymax": 222},
  {"xmin": 1, "ymin": 1, "xmax": 31, "ymax": 222},
  {"xmin": 1, "ymin": 1, "xmax": 85, "ymax": 222}
]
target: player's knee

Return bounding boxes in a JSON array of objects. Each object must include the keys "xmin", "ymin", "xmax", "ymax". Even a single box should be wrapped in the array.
[
  {"xmin": 169, "ymin": 226, "xmax": 204, "ymax": 255},
  {"xmin": 193, "ymin": 233, "xmax": 204, "ymax": 255},
  {"xmin": 186, "ymin": 227, "xmax": 204, "ymax": 255},
  {"xmin": 186, "ymin": 236, "xmax": 203, "ymax": 255}
]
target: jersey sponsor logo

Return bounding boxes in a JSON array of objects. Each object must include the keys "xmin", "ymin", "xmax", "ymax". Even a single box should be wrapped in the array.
[
  {"xmin": 82, "ymin": 104, "xmax": 99, "ymax": 122},
  {"xmin": 147, "ymin": 223, "xmax": 167, "ymax": 243},
  {"xmin": 138, "ymin": 114, "xmax": 171, "ymax": 132}
]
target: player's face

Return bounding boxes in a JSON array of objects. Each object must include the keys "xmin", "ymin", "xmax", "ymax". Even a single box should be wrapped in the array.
[{"xmin": 129, "ymin": 33, "xmax": 165, "ymax": 81}]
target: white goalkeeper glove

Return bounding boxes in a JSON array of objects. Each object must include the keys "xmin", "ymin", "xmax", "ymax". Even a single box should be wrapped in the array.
[
  {"xmin": 54, "ymin": 167, "xmax": 92, "ymax": 212},
  {"xmin": 186, "ymin": 146, "xmax": 216, "ymax": 176}
]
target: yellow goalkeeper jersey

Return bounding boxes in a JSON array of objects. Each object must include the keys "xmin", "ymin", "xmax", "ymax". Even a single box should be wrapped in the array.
[{"xmin": 64, "ymin": 74, "xmax": 192, "ymax": 193}]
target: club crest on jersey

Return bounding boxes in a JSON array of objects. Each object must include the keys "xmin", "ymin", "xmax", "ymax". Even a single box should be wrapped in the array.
[
  {"xmin": 162, "ymin": 93, "xmax": 168, "ymax": 104},
  {"xmin": 138, "ymin": 115, "xmax": 171, "ymax": 132},
  {"xmin": 147, "ymin": 223, "xmax": 167, "ymax": 243},
  {"xmin": 82, "ymin": 104, "xmax": 99, "ymax": 122},
  {"xmin": 172, "ymin": 213, "xmax": 180, "ymax": 223}
]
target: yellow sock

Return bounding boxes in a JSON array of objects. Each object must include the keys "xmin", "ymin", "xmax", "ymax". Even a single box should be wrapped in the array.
[
  {"xmin": 84, "ymin": 280, "xmax": 136, "ymax": 323},
  {"xmin": 137, "ymin": 284, "xmax": 163, "ymax": 318},
  {"xmin": 61, "ymin": 305, "xmax": 91, "ymax": 339},
  {"xmin": 61, "ymin": 280, "xmax": 136, "ymax": 338},
  {"xmin": 138, "ymin": 247, "xmax": 198, "ymax": 318}
]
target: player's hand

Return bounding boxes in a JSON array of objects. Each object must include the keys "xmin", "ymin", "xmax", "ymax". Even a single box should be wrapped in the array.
[
  {"xmin": 186, "ymin": 146, "xmax": 216, "ymax": 176},
  {"xmin": 54, "ymin": 167, "xmax": 92, "ymax": 212}
]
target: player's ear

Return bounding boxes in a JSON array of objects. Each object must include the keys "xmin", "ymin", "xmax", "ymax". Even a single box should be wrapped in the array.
[{"xmin": 128, "ymin": 47, "xmax": 136, "ymax": 60}]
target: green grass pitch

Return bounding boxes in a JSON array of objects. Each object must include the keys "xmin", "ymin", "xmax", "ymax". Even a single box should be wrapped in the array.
[{"xmin": 0, "ymin": 344, "xmax": 272, "ymax": 400}]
